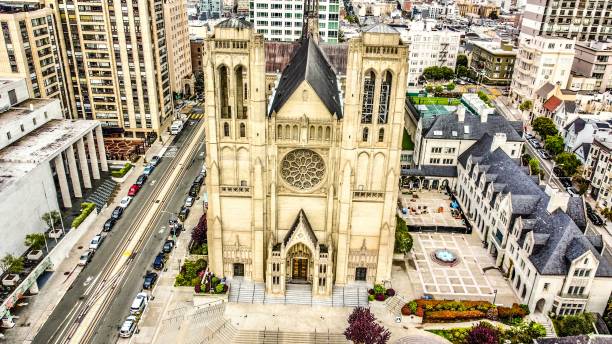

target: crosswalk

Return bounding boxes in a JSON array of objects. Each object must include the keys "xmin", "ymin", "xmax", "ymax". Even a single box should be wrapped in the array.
[{"xmin": 190, "ymin": 113, "xmax": 205, "ymax": 120}]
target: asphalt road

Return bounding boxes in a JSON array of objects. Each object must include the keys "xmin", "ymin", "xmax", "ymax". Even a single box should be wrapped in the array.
[
  {"xmin": 33, "ymin": 119, "xmax": 205, "ymax": 344},
  {"xmin": 523, "ymin": 139, "xmax": 565, "ymax": 190}
]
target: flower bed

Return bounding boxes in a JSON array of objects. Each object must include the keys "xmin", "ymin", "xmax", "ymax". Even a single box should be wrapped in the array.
[
  {"xmin": 175, "ymin": 258, "xmax": 207, "ymax": 287},
  {"xmin": 111, "ymin": 163, "xmax": 133, "ymax": 178},
  {"xmin": 429, "ymin": 321, "xmax": 546, "ymax": 344},
  {"xmin": 71, "ymin": 202, "xmax": 96, "ymax": 228},
  {"xmin": 427, "ymin": 310, "xmax": 486, "ymax": 322},
  {"xmin": 404, "ymin": 299, "xmax": 528, "ymax": 323},
  {"xmin": 195, "ymin": 271, "xmax": 228, "ymax": 294},
  {"xmin": 367, "ymin": 283, "xmax": 395, "ymax": 302}
]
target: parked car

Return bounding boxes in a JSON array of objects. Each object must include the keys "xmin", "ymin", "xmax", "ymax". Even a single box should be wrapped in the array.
[
  {"xmin": 103, "ymin": 218, "xmax": 116, "ymax": 232},
  {"xmin": 153, "ymin": 252, "xmax": 166, "ymax": 270},
  {"xmin": 111, "ymin": 206, "xmax": 124, "ymax": 219},
  {"xmin": 142, "ymin": 271, "xmax": 158, "ymax": 289},
  {"xmin": 89, "ymin": 234, "xmax": 105, "ymax": 250},
  {"xmin": 119, "ymin": 196, "xmax": 132, "ymax": 208},
  {"xmin": 529, "ymin": 139, "xmax": 542, "ymax": 149},
  {"xmin": 559, "ymin": 178, "xmax": 572, "ymax": 188},
  {"xmin": 538, "ymin": 149, "xmax": 552, "ymax": 160},
  {"xmin": 150, "ymin": 155, "xmax": 161, "ymax": 166},
  {"xmin": 135, "ymin": 174, "xmax": 148, "ymax": 187},
  {"xmin": 566, "ymin": 187, "xmax": 580, "ymax": 197},
  {"xmin": 119, "ymin": 315, "xmax": 138, "ymax": 338},
  {"xmin": 178, "ymin": 206, "xmax": 190, "ymax": 221},
  {"xmin": 184, "ymin": 196, "xmax": 194, "ymax": 207},
  {"xmin": 78, "ymin": 250, "xmax": 94, "ymax": 266},
  {"xmin": 194, "ymin": 174, "xmax": 204, "ymax": 186},
  {"xmin": 524, "ymin": 133, "xmax": 533, "ymax": 139},
  {"xmin": 128, "ymin": 184, "xmax": 140, "ymax": 197},
  {"xmin": 162, "ymin": 239, "xmax": 175, "ymax": 253},
  {"xmin": 169, "ymin": 220, "xmax": 183, "ymax": 237},
  {"xmin": 130, "ymin": 292, "xmax": 149, "ymax": 314},
  {"xmin": 553, "ymin": 166, "xmax": 566, "ymax": 177},
  {"xmin": 143, "ymin": 164, "xmax": 155, "ymax": 176},
  {"xmin": 189, "ymin": 183, "xmax": 200, "ymax": 197}
]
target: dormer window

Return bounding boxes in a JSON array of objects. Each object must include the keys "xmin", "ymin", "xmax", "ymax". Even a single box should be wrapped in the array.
[{"xmin": 584, "ymin": 258, "xmax": 589, "ymax": 265}]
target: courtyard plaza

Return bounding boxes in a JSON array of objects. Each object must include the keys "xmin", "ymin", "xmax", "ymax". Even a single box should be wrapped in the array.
[{"xmin": 400, "ymin": 191, "xmax": 466, "ymax": 228}]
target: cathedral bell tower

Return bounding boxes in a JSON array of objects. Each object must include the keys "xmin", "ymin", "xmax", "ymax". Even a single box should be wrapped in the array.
[
  {"xmin": 301, "ymin": 0, "xmax": 319, "ymax": 42},
  {"xmin": 203, "ymin": 18, "xmax": 268, "ymax": 282}
]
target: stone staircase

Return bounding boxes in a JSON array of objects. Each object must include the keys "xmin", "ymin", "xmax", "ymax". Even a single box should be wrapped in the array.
[
  {"xmin": 227, "ymin": 280, "xmax": 368, "ymax": 308},
  {"xmin": 224, "ymin": 328, "xmax": 347, "ymax": 344},
  {"xmin": 384, "ymin": 295, "xmax": 408, "ymax": 317},
  {"xmin": 528, "ymin": 313, "xmax": 556, "ymax": 338},
  {"xmin": 85, "ymin": 179, "xmax": 118, "ymax": 211}
]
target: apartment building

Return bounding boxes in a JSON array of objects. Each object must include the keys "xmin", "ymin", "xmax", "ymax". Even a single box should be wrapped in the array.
[
  {"xmin": 197, "ymin": 0, "xmax": 221, "ymax": 19},
  {"xmin": 520, "ymin": 0, "xmax": 612, "ymax": 42},
  {"xmin": 164, "ymin": 0, "xmax": 193, "ymax": 95},
  {"xmin": 399, "ymin": 21, "xmax": 461, "ymax": 86},
  {"xmin": 456, "ymin": 1, "xmax": 499, "ymax": 18},
  {"xmin": 510, "ymin": 35, "xmax": 575, "ymax": 102},
  {"xmin": 572, "ymin": 41, "xmax": 612, "ymax": 93},
  {"xmin": 248, "ymin": 0, "xmax": 340, "ymax": 42},
  {"xmin": 0, "ymin": 2, "xmax": 72, "ymax": 117},
  {"xmin": 585, "ymin": 136, "xmax": 612, "ymax": 207},
  {"xmin": 456, "ymin": 134, "xmax": 612, "ymax": 315},
  {"xmin": 469, "ymin": 40, "xmax": 517, "ymax": 86}
]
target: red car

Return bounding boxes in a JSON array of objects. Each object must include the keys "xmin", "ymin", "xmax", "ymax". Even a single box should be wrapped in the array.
[{"xmin": 128, "ymin": 184, "xmax": 140, "ymax": 196}]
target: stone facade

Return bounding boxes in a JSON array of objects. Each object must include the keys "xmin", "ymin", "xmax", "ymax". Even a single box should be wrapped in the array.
[{"xmin": 204, "ymin": 20, "xmax": 407, "ymax": 296}]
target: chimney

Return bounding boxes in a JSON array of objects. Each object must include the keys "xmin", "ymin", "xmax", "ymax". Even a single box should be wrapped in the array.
[
  {"xmin": 457, "ymin": 105, "xmax": 466, "ymax": 122},
  {"xmin": 544, "ymin": 185, "xmax": 570, "ymax": 213},
  {"xmin": 490, "ymin": 133, "xmax": 506, "ymax": 152}
]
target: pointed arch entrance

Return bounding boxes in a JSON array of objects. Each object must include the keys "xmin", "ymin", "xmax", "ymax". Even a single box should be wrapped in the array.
[{"xmin": 287, "ymin": 243, "xmax": 313, "ymax": 283}]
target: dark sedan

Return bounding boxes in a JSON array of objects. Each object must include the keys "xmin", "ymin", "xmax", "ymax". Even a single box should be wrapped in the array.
[
  {"xmin": 143, "ymin": 271, "xmax": 158, "ymax": 289},
  {"xmin": 103, "ymin": 218, "xmax": 116, "ymax": 232}
]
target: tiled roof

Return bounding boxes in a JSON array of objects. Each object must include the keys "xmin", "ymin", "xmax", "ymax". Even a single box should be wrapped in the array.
[
  {"xmin": 543, "ymin": 96, "xmax": 563, "ymax": 112},
  {"xmin": 268, "ymin": 39, "xmax": 343, "ymax": 118},
  {"xmin": 401, "ymin": 165, "xmax": 458, "ymax": 177},
  {"xmin": 536, "ymin": 82, "xmax": 555, "ymax": 98},
  {"xmin": 422, "ymin": 111, "xmax": 523, "ymax": 141}
]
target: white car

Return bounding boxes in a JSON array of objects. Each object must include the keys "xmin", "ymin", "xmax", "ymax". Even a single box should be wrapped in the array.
[
  {"xmin": 119, "ymin": 196, "xmax": 132, "ymax": 208},
  {"xmin": 130, "ymin": 292, "xmax": 149, "ymax": 314},
  {"xmin": 119, "ymin": 315, "xmax": 138, "ymax": 338},
  {"xmin": 78, "ymin": 250, "xmax": 94, "ymax": 266},
  {"xmin": 185, "ymin": 196, "xmax": 194, "ymax": 207},
  {"xmin": 89, "ymin": 234, "xmax": 105, "ymax": 250}
]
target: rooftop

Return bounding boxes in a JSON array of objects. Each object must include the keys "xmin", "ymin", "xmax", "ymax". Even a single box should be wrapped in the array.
[
  {"xmin": 0, "ymin": 98, "xmax": 56, "ymax": 128},
  {"xmin": 0, "ymin": 119, "xmax": 99, "ymax": 193}
]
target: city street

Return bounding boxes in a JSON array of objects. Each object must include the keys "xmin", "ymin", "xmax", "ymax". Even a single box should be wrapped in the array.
[
  {"xmin": 523, "ymin": 137, "xmax": 566, "ymax": 191},
  {"xmin": 32, "ymin": 118, "xmax": 206, "ymax": 344}
]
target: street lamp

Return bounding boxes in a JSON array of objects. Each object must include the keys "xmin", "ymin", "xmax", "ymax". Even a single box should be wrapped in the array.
[{"xmin": 493, "ymin": 289, "xmax": 498, "ymax": 304}]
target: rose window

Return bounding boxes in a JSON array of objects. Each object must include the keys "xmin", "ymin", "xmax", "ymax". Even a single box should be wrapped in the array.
[{"xmin": 280, "ymin": 149, "xmax": 326, "ymax": 190}]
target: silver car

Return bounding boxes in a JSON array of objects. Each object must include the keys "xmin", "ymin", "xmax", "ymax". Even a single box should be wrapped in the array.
[
  {"xmin": 185, "ymin": 196, "xmax": 194, "ymax": 207},
  {"xmin": 119, "ymin": 315, "xmax": 138, "ymax": 338}
]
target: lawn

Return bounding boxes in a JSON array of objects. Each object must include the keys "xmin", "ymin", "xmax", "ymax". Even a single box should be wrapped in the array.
[{"xmin": 410, "ymin": 96, "xmax": 461, "ymax": 106}]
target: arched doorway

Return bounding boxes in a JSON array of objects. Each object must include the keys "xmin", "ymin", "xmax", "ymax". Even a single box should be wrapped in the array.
[
  {"xmin": 535, "ymin": 298, "xmax": 546, "ymax": 313},
  {"xmin": 287, "ymin": 243, "xmax": 313, "ymax": 283},
  {"xmin": 431, "ymin": 179, "xmax": 439, "ymax": 190}
]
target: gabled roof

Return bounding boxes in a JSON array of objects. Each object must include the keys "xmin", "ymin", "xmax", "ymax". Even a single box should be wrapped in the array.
[
  {"xmin": 284, "ymin": 209, "xmax": 318, "ymax": 247},
  {"xmin": 543, "ymin": 96, "xmax": 562, "ymax": 112},
  {"xmin": 268, "ymin": 39, "xmax": 342, "ymax": 119},
  {"xmin": 363, "ymin": 23, "xmax": 399, "ymax": 34},
  {"xmin": 564, "ymin": 117, "xmax": 587, "ymax": 134},
  {"xmin": 216, "ymin": 18, "xmax": 252, "ymax": 29},
  {"xmin": 422, "ymin": 112, "xmax": 523, "ymax": 141},
  {"xmin": 536, "ymin": 82, "xmax": 555, "ymax": 98}
]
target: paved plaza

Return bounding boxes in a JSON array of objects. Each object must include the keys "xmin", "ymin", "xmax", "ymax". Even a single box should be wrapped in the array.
[
  {"xmin": 406, "ymin": 232, "xmax": 518, "ymax": 306},
  {"xmin": 400, "ymin": 191, "xmax": 466, "ymax": 228}
]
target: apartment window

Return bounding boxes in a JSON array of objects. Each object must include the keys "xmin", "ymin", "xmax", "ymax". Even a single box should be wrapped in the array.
[
  {"xmin": 6, "ymin": 132, "xmax": 11, "ymax": 140},
  {"xmin": 8, "ymin": 89, "xmax": 18, "ymax": 105},
  {"xmin": 573, "ymin": 268, "xmax": 591, "ymax": 277},
  {"xmin": 429, "ymin": 158, "xmax": 440, "ymax": 164},
  {"xmin": 443, "ymin": 158, "xmax": 453, "ymax": 164},
  {"xmin": 20, "ymin": 124, "xmax": 25, "ymax": 132},
  {"xmin": 544, "ymin": 283, "xmax": 550, "ymax": 290},
  {"xmin": 431, "ymin": 147, "xmax": 442, "ymax": 153},
  {"xmin": 44, "ymin": 111, "xmax": 48, "ymax": 119}
]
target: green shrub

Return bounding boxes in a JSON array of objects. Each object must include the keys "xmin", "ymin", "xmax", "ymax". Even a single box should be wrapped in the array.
[
  {"xmin": 71, "ymin": 202, "xmax": 95, "ymax": 228},
  {"xmin": 408, "ymin": 301, "xmax": 417, "ymax": 314},
  {"xmin": 373, "ymin": 283, "xmax": 386, "ymax": 295},
  {"xmin": 552, "ymin": 313, "xmax": 595, "ymax": 337},
  {"xmin": 111, "ymin": 163, "xmax": 133, "ymax": 178},
  {"xmin": 215, "ymin": 284, "xmax": 224, "ymax": 294},
  {"xmin": 190, "ymin": 243, "xmax": 208, "ymax": 255},
  {"xmin": 174, "ymin": 258, "xmax": 207, "ymax": 286},
  {"xmin": 394, "ymin": 216, "xmax": 413, "ymax": 254},
  {"xmin": 368, "ymin": 294, "xmax": 375, "ymax": 302}
]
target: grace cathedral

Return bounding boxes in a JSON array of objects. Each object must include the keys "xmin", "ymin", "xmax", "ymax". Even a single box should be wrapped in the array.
[{"xmin": 203, "ymin": 11, "xmax": 408, "ymax": 297}]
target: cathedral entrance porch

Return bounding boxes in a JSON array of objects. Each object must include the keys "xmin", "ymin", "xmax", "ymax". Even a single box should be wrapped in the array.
[
  {"xmin": 288, "ymin": 243, "xmax": 312, "ymax": 284},
  {"xmin": 291, "ymin": 258, "xmax": 309, "ymax": 282}
]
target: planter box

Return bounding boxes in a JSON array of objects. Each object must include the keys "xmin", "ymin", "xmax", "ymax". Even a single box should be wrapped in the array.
[
  {"xmin": 27, "ymin": 250, "xmax": 43, "ymax": 261},
  {"xmin": 2, "ymin": 274, "xmax": 21, "ymax": 286},
  {"xmin": 48, "ymin": 229, "xmax": 62, "ymax": 239},
  {"xmin": 111, "ymin": 166, "xmax": 134, "ymax": 183}
]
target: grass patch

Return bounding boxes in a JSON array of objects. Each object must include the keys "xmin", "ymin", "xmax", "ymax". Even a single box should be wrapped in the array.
[
  {"xmin": 72, "ymin": 202, "xmax": 96, "ymax": 228},
  {"xmin": 410, "ymin": 96, "xmax": 461, "ymax": 106},
  {"xmin": 111, "ymin": 163, "xmax": 133, "ymax": 178},
  {"xmin": 402, "ymin": 128, "xmax": 414, "ymax": 150}
]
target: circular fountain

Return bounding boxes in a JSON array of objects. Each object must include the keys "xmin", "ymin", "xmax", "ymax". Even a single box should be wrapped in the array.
[{"xmin": 431, "ymin": 249, "xmax": 460, "ymax": 266}]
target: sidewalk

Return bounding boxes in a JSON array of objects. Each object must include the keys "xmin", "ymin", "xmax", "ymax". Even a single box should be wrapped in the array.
[{"xmin": 1, "ymin": 132, "xmax": 174, "ymax": 343}]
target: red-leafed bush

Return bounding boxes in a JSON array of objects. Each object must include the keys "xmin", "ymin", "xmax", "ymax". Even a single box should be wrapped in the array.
[
  {"xmin": 386, "ymin": 288, "xmax": 396, "ymax": 297},
  {"xmin": 498, "ymin": 303, "xmax": 527, "ymax": 320},
  {"xmin": 416, "ymin": 307, "xmax": 424, "ymax": 317},
  {"xmin": 344, "ymin": 307, "xmax": 390, "ymax": 344},
  {"xmin": 401, "ymin": 304, "xmax": 412, "ymax": 316},
  {"xmin": 467, "ymin": 322, "xmax": 499, "ymax": 344},
  {"xmin": 426, "ymin": 310, "xmax": 486, "ymax": 322},
  {"xmin": 375, "ymin": 293, "xmax": 386, "ymax": 301}
]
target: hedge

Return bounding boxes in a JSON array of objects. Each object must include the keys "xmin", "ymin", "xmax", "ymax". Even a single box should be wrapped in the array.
[
  {"xmin": 71, "ymin": 202, "xmax": 96, "ymax": 228},
  {"xmin": 111, "ymin": 163, "xmax": 133, "ymax": 178},
  {"xmin": 427, "ymin": 310, "xmax": 486, "ymax": 322},
  {"xmin": 498, "ymin": 304, "xmax": 528, "ymax": 320}
]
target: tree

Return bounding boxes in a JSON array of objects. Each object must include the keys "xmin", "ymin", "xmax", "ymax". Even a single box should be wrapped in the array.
[
  {"xmin": 344, "ymin": 307, "xmax": 390, "ymax": 344},
  {"xmin": 446, "ymin": 82, "xmax": 456, "ymax": 91},
  {"xmin": 194, "ymin": 72, "xmax": 204, "ymax": 95},
  {"xmin": 573, "ymin": 176, "xmax": 590, "ymax": 194},
  {"xmin": 422, "ymin": 66, "xmax": 455, "ymax": 81},
  {"xmin": 554, "ymin": 313, "xmax": 595, "ymax": 337},
  {"xmin": 41, "ymin": 211, "xmax": 61, "ymax": 229},
  {"xmin": 532, "ymin": 117, "xmax": 558, "ymax": 139},
  {"xmin": 544, "ymin": 135, "xmax": 565, "ymax": 156},
  {"xmin": 477, "ymin": 90, "xmax": 492, "ymax": 106},
  {"xmin": 434, "ymin": 85, "xmax": 444, "ymax": 93},
  {"xmin": 456, "ymin": 65, "xmax": 469, "ymax": 78},
  {"xmin": 601, "ymin": 208, "xmax": 612, "ymax": 222},
  {"xmin": 555, "ymin": 152, "xmax": 582, "ymax": 177},
  {"xmin": 0, "ymin": 254, "xmax": 24, "ymax": 274},
  {"xmin": 425, "ymin": 85, "xmax": 434, "ymax": 93},
  {"xmin": 394, "ymin": 216, "xmax": 413, "ymax": 254},
  {"xmin": 529, "ymin": 158, "xmax": 540, "ymax": 175},
  {"xmin": 456, "ymin": 54, "xmax": 468, "ymax": 68},
  {"xmin": 191, "ymin": 215, "xmax": 207, "ymax": 246},
  {"xmin": 467, "ymin": 323, "xmax": 499, "ymax": 344},
  {"xmin": 25, "ymin": 233, "xmax": 46, "ymax": 251},
  {"xmin": 519, "ymin": 100, "xmax": 533, "ymax": 112}
]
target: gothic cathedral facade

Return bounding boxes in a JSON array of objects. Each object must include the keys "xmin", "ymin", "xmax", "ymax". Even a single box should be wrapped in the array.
[{"xmin": 203, "ymin": 18, "xmax": 408, "ymax": 297}]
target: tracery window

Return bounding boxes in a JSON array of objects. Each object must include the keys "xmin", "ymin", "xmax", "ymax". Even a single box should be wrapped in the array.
[
  {"xmin": 361, "ymin": 70, "xmax": 375, "ymax": 124},
  {"xmin": 378, "ymin": 71, "xmax": 392, "ymax": 124},
  {"xmin": 280, "ymin": 149, "xmax": 325, "ymax": 190}
]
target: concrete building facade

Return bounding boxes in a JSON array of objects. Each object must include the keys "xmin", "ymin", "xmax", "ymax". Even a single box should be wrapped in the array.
[
  {"xmin": 0, "ymin": 77, "xmax": 107, "ymax": 258},
  {"xmin": 510, "ymin": 35, "xmax": 575, "ymax": 102},
  {"xmin": 164, "ymin": 0, "xmax": 193, "ymax": 96},
  {"xmin": 585, "ymin": 137, "xmax": 612, "ymax": 208},
  {"xmin": 469, "ymin": 41, "xmax": 517, "ymax": 86},
  {"xmin": 204, "ymin": 19, "xmax": 407, "ymax": 295},
  {"xmin": 0, "ymin": 3, "xmax": 72, "ymax": 118},
  {"xmin": 572, "ymin": 41, "xmax": 612, "ymax": 93}
]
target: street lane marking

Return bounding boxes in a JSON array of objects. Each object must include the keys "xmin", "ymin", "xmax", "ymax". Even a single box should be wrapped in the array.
[{"xmin": 123, "ymin": 250, "xmax": 132, "ymax": 257}]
